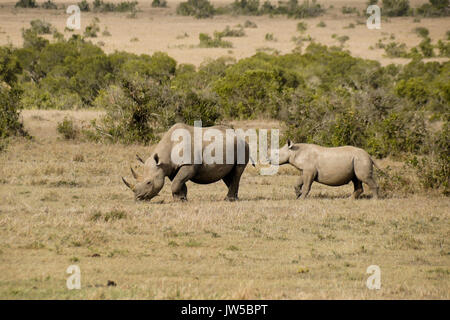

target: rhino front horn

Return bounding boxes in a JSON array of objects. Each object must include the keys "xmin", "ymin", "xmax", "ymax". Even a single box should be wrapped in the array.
[{"xmin": 122, "ymin": 177, "xmax": 134, "ymax": 191}]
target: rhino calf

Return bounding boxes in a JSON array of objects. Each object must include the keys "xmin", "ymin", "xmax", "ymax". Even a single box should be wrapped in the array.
[{"xmin": 272, "ymin": 140, "xmax": 380, "ymax": 199}]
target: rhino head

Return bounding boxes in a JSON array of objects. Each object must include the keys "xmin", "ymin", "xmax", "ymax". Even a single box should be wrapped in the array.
[{"xmin": 122, "ymin": 153, "xmax": 165, "ymax": 201}]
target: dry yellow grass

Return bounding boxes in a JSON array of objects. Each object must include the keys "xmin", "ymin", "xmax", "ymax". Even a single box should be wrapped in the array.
[
  {"xmin": 0, "ymin": 0, "xmax": 448, "ymax": 66},
  {"xmin": 0, "ymin": 110, "xmax": 449, "ymax": 299}
]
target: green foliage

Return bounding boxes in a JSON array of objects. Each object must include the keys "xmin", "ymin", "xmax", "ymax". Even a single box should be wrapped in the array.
[
  {"xmin": 15, "ymin": 0, "xmax": 37, "ymax": 8},
  {"xmin": 57, "ymin": 117, "xmax": 78, "ymax": 140},
  {"xmin": 41, "ymin": 0, "xmax": 57, "ymax": 9},
  {"xmin": 317, "ymin": 21, "xmax": 326, "ymax": 27},
  {"xmin": 341, "ymin": 6, "xmax": 357, "ymax": 14},
  {"xmin": 382, "ymin": 0, "xmax": 410, "ymax": 17},
  {"xmin": 297, "ymin": 22, "xmax": 308, "ymax": 33},
  {"xmin": 84, "ymin": 20, "xmax": 100, "ymax": 38},
  {"xmin": 199, "ymin": 33, "xmax": 232, "ymax": 48},
  {"xmin": 30, "ymin": 20, "xmax": 53, "ymax": 35},
  {"xmin": 418, "ymin": 37, "xmax": 434, "ymax": 57},
  {"xmin": 215, "ymin": 26, "xmax": 246, "ymax": 38},
  {"xmin": 0, "ymin": 86, "xmax": 27, "ymax": 151},
  {"xmin": 93, "ymin": 0, "xmax": 138, "ymax": 12},
  {"xmin": 414, "ymin": 27, "xmax": 429, "ymax": 38},
  {"xmin": 152, "ymin": 0, "xmax": 167, "ymax": 7},
  {"xmin": 244, "ymin": 20, "xmax": 258, "ymax": 28},
  {"xmin": 177, "ymin": 0, "xmax": 215, "ymax": 19},
  {"xmin": 78, "ymin": 0, "xmax": 90, "ymax": 11},
  {"xmin": 417, "ymin": 0, "xmax": 450, "ymax": 17}
]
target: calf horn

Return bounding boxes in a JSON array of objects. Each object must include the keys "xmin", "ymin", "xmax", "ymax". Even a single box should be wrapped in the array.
[{"xmin": 122, "ymin": 177, "xmax": 135, "ymax": 191}]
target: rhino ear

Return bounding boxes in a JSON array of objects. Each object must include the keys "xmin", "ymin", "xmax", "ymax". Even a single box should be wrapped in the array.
[
  {"xmin": 154, "ymin": 153, "xmax": 161, "ymax": 166},
  {"xmin": 287, "ymin": 139, "xmax": 294, "ymax": 149}
]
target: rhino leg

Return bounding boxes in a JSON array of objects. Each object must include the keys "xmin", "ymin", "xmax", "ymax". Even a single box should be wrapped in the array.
[
  {"xmin": 294, "ymin": 176, "xmax": 304, "ymax": 199},
  {"xmin": 223, "ymin": 165, "xmax": 245, "ymax": 201},
  {"xmin": 171, "ymin": 166, "xmax": 196, "ymax": 201},
  {"xmin": 351, "ymin": 177, "xmax": 364, "ymax": 199},
  {"xmin": 363, "ymin": 177, "xmax": 379, "ymax": 199}
]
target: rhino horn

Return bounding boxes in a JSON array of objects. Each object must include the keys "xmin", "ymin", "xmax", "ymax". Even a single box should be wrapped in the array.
[
  {"xmin": 130, "ymin": 166, "xmax": 141, "ymax": 180},
  {"xmin": 122, "ymin": 177, "xmax": 135, "ymax": 191},
  {"xmin": 136, "ymin": 153, "xmax": 144, "ymax": 164}
]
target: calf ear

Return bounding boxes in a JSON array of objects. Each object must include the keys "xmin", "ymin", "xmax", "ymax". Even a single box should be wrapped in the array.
[
  {"xmin": 287, "ymin": 139, "xmax": 294, "ymax": 149},
  {"xmin": 154, "ymin": 153, "xmax": 161, "ymax": 166}
]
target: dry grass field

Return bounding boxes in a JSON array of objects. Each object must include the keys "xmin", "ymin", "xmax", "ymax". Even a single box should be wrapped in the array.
[
  {"xmin": 0, "ymin": 110, "xmax": 449, "ymax": 299},
  {"xmin": 0, "ymin": 0, "xmax": 449, "ymax": 300},
  {"xmin": 0, "ymin": 0, "xmax": 449, "ymax": 66}
]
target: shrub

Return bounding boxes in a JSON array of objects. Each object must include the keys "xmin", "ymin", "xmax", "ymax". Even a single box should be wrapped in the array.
[
  {"xmin": 93, "ymin": 0, "xmax": 138, "ymax": 12},
  {"xmin": 152, "ymin": 0, "xmax": 167, "ymax": 7},
  {"xmin": 418, "ymin": 37, "xmax": 434, "ymax": 57},
  {"xmin": 341, "ymin": 6, "xmax": 357, "ymax": 14},
  {"xmin": 229, "ymin": 0, "xmax": 260, "ymax": 15},
  {"xmin": 297, "ymin": 22, "xmax": 308, "ymax": 33},
  {"xmin": 0, "ymin": 87, "xmax": 27, "ymax": 151},
  {"xmin": 417, "ymin": 0, "xmax": 450, "ymax": 17},
  {"xmin": 265, "ymin": 33, "xmax": 276, "ymax": 41},
  {"xmin": 30, "ymin": 20, "xmax": 53, "ymax": 35},
  {"xmin": 78, "ymin": 0, "xmax": 90, "ymax": 11},
  {"xmin": 41, "ymin": 0, "xmax": 57, "ymax": 9},
  {"xmin": 382, "ymin": 0, "xmax": 410, "ymax": 17},
  {"xmin": 317, "ymin": 21, "xmax": 326, "ymax": 27},
  {"xmin": 244, "ymin": 20, "xmax": 258, "ymax": 28},
  {"xmin": 215, "ymin": 26, "xmax": 246, "ymax": 38},
  {"xmin": 176, "ymin": 0, "xmax": 215, "ymax": 19},
  {"xmin": 57, "ymin": 117, "xmax": 78, "ymax": 139},
  {"xmin": 84, "ymin": 20, "xmax": 100, "ymax": 38},
  {"xmin": 199, "ymin": 33, "xmax": 232, "ymax": 48},
  {"xmin": 414, "ymin": 27, "xmax": 429, "ymax": 38},
  {"xmin": 15, "ymin": 0, "xmax": 37, "ymax": 8}
]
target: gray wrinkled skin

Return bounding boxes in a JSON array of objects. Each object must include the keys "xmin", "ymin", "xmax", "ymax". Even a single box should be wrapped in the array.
[
  {"xmin": 122, "ymin": 123, "xmax": 250, "ymax": 202},
  {"xmin": 271, "ymin": 140, "xmax": 380, "ymax": 199}
]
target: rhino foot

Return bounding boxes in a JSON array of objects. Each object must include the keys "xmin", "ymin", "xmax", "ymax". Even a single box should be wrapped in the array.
[{"xmin": 225, "ymin": 196, "xmax": 238, "ymax": 202}]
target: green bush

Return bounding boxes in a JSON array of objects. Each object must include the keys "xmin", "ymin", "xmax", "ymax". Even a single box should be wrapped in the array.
[
  {"xmin": 414, "ymin": 27, "xmax": 429, "ymax": 38},
  {"xmin": 57, "ymin": 117, "xmax": 78, "ymax": 140},
  {"xmin": 152, "ymin": 0, "xmax": 167, "ymax": 7},
  {"xmin": 297, "ymin": 22, "xmax": 307, "ymax": 33},
  {"xmin": 15, "ymin": 0, "xmax": 37, "ymax": 8},
  {"xmin": 176, "ymin": 0, "xmax": 215, "ymax": 19},
  {"xmin": 0, "ymin": 86, "xmax": 27, "ymax": 151},
  {"xmin": 382, "ymin": 0, "xmax": 410, "ymax": 17},
  {"xmin": 78, "ymin": 0, "xmax": 90, "ymax": 11},
  {"xmin": 84, "ymin": 20, "xmax": 100, "ymax": 38},
  {"xmin": 215, "ymin": 26, "xmax": 246, "ymax": 38},
  {"xmin": 417, "ymin": 0, "xmax": 450, "ymax": 17},
  {"xmin": 30, "ymin": 20, "xmax": 53, "ymax": 35},
  {"xmin": 42, "ymin": 0, "xmax": 57, "ymax": 9},
  {"xmin": 198, "ymin": 33, "xmax": 232, "ymax": 48},
  {"xmin": 93, "ymin": 0, "xmax": 138, "ymax": 12},
  {"xmin": 244, "ymin": 20, "xmax": 258, "ymax": 28}
]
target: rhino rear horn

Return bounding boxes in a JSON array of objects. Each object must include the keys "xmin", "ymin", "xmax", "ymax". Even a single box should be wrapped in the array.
[
  {"xmin": 130, "ymin": 166, "xmax": 141, "ymax": 180},
  {"xmin": 122, "ymin": 177, "xmax": 135, "ymax": 191},
  {"xmin": 136, "ymin": 154, "xmax": 144, "ymax": 164}
]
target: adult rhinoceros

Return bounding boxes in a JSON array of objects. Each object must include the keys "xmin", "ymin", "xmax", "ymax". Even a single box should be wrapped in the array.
[{"xmin": 122, "ymin": 123, "xmax": 250, "ymax": 201}]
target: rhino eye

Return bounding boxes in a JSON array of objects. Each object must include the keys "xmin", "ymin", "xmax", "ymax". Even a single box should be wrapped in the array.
[{"xmin": 147, "ymin": 181, "xmax": 152, "ymax": 185}]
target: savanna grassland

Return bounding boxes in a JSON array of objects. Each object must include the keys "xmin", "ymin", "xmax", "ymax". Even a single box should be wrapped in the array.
[
  {"xmin": 0, "ymin": 110, "xmax": 449, "ymax": 299},
  {"xmin": 0, "ymin": 0, "xmax": 449, "ymax": 299}
]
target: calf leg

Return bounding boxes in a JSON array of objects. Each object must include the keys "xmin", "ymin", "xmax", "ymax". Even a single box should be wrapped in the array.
[
  {"xmin": 222, "ymin": 165, "xmax": 246, "ymax": 201},
  {"xmin": 351, "ymin": 177, "xmax": 364, "ymax": 199},
  {"xmin": 294, "ymin": 176, "xmax": 304, "ymax": 199},
  {"xmin": 298, "ymin": 171, "xmax": 315, "ymax": 199}
]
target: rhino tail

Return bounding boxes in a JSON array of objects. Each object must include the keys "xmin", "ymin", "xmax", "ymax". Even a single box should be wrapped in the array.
[{"xmin": 370, "ymin": 157, "xmax": 385, "ymax": 175}]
